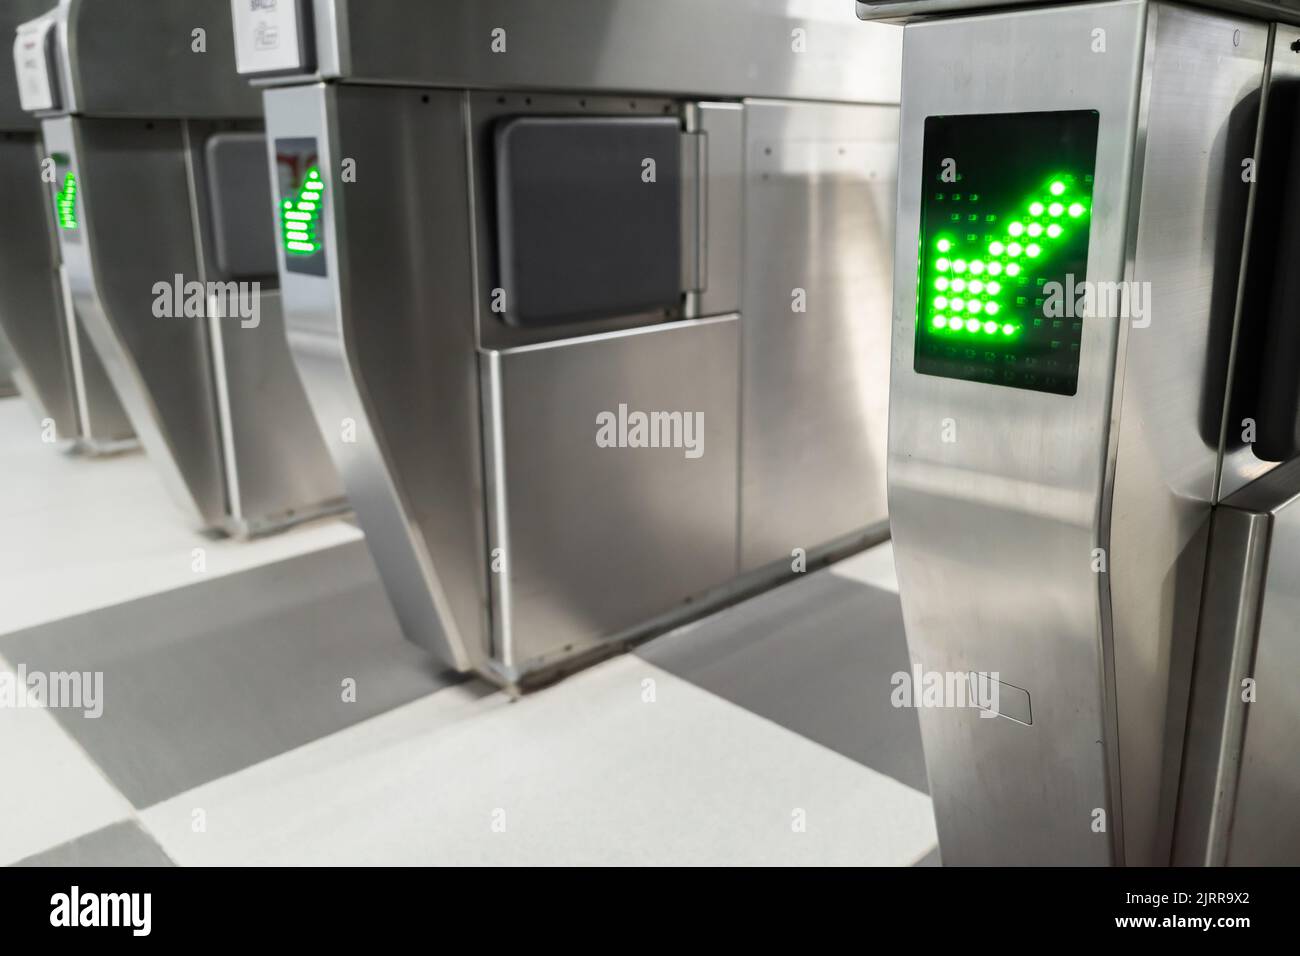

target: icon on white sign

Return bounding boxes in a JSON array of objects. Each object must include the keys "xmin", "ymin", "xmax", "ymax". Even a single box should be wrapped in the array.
[{"xmin": 254, "ymin": 22, "xmax": 280, "ymax": 51}]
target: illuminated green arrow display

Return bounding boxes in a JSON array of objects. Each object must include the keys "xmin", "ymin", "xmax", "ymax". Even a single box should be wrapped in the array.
[
  {"xmin": 281, "ymin": 166, "xmax": 323, "ymax": 257},
  {"xmin": 915, "ymin": 111, "xmax": 1099, "ymax": 396},
  {"xmin": 55, "ymin": 171, "xmax": 78, "ymax": 230}
]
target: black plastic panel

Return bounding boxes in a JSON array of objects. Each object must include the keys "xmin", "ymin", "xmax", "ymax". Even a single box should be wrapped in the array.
[
  {"xmin": 494, "ymin": 116, "xmax": 681, "ymax": 327},
  {"xmin": 915, "ymin": 110, "xmax": 1099, "ymax": 396},
  {"xmin": 205, "ymin": 133, "xmax": 276, "ymax": 279}
]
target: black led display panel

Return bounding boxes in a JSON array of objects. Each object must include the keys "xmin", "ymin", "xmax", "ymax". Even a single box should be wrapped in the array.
[{"xmin": 915, "ymin": 110, "xmax": 1099, "ymax": 396}]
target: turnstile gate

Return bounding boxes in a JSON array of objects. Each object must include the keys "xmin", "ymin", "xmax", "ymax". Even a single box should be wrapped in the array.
[
  {"xmin": 862, "ymin": 0, "xmax": 1300, "ymax": 865},
  {"xmin": 233, "ymin": 0, "xmax": 902, "ymax": 684},
  {"xmin": 16, "ymin": 0, "xmax": 342, "ymax": 534},
  {"xmin": 2, "ymin": 0, "xmax": 131, "ymax": 451}
]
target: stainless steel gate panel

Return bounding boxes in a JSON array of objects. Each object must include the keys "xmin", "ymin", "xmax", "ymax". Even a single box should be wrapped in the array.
[
  {"xmin": 481, "ymin": 317, "xmax": 741, "ymax": 678},
  {"xmin": 247, "ymin": 0, "xmax": 902, "ymax": 684},
  {"xmin": 50, "ymin": 0, "xmax": 259, "ymax": 118},
  {"xmin": 263, "ymin": 83, "xmax": 489, "ymax": 673},
  {"xmin": 289, "ymin": 0, "xmax": 902, "ymax": 107},
  {"xmin": 43, "ymin": 115, "xmax": 229, "ymax": 527},
  {"xmin": 208, "ymin": 289, "xmax": 343, "ymax": 535},
  {"xmin": 738, "ymin": 99, "xmax": 897, "ymax": 573},
  {"xmin": 1106, "ymin": 4, "xmax": 1269, "ymax": 867},
  {"xmin": 0, "ymin": 130, "xmax": 79, "ymax": 437},
  {"xmin": 25, "ymin": 0, "xmax": 344, "ymax": 536},
  {"xmin": 889, "ymin": 0, "xmax": 1148, "ymax": 866},
  {"xmin": 1176, "ymin": 458, "xmax": 1300, "ymax": 865},
  {"xmin": 888, "ymin": 0, "xmax": 1265, "ymax": 865},
  {"xmin": 0, "ymin": 0, "xmax": 131, "ymax": 449}
]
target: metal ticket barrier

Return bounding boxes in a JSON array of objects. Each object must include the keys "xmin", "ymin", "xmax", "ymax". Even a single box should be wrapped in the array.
[
  {"xmin": 861, "ymin": 0, "xmax": 1300, "ymax": 865},
  {"xmin": 15, "ymin": 0, "xmax": 343, "ymax": 534},
  {"xmin": 0, "ymin": 327, "xmax": 16, "ymax": 397},
  {"xmin": 2, "ymin": 0, "xmax": 131, "ymax": 450},
  {"xmin": 231, "ymin": 0, "xmax": 902, "ymax": 686}
]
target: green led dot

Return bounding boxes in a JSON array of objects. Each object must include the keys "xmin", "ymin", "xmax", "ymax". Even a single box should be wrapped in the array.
[
  {"xmin": 1008, "ymin": 222, "xmax": 1025, "ymax": 237},
  {"xmin": 967, "ymin": 300, "xmax": 982, "ymax": 314},
  {"xmin": 1029, "ymin": 202, "xmax": 1044, "ymax": 216},
  {"xmin": 951, "ymin": 297, "xmax": 965, "ymax": 311},
  {"xmin": 989, "ymin": 241, "xmax": 1005, "ymax": 256},
  {"xmin": 1050, "ymin": 180, "xmax": 1066, "ymax": 196},
  {"xmin": 1049, "ymin": 202, "xmax": 1064, "ymax": 217},
  {"xmin": 936, "ymin": 258, "xmax": 950, "ymax": 272},
  {"xmin": 951, "ymin": 278, "xmax": 966, "ymax": 292},
  {"xmin": 936, "ymin": 238, "xmax": 951, "ymax": 252},
  {"xmin": 953, "ymin": 259, "xmax": 967, "ymax": 273},
  {"xmin": 1007, "ymin": 242, "xmax": 1022, "ymax": 257},
  {"xmin": 1027, "ymin": 223, "xmax": 1043, "ymax": 238},
  {"xmin": 1006, "ymin": 263, "xmax": 1021, "ymax": 277},
  {"xmin": 948, "ymin": 317, "xmax": 964, "ymax": 331},
  {"xmin": 983, "ymin": 320, "xmax": 998, "ymax": 334},
  {"xmin": 1068, "ymin": 202, "xmax": 1085, "ymax": 217},
  {"xmin": 932, "ymin": 315, "xmax": 947, "ymax": 329},
  {"xmin": 1002, "ymin": 323, "xmax": 1017, "ymax": 335},
  {"xmin": 934, "ymin": 295, "xmax": 948, "ymax": 309},
  {"xmin": 935, "ymin": 277, "xmax": 949, "ymax": 291},
  {"xmin": 965, "ymin": 318, "xmax": 981, "ymax": 332},
  {"xmin": 985, "ymin": 301, "xmax": 999, "ymax": 316},
  {"xmin": 1026, "ymin": 243, "xmax": 1041, "ymax": 258},
  {"xmin": 986, "ymin": 280, "xmax": 1001, "ymax": 295},
  {"xmin": 987, "ymin": 261, "xmax": 1002, "ymax": 276},
  {"xmin": 969, "ymin": 279, "xmax": 983, "ymax": 294}
]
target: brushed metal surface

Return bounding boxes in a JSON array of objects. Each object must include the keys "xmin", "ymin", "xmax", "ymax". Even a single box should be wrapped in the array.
[
  {"xmin": 695, "ymin": 102, "xmax": 744, "ymax": 320},
  {"xmin": 889, "ymin": 0, "xmax": 1148, "ymax": 866},
  {"xmin": 738, "ymin": 99, "xmax": 896, "ymax": 572},
  {"xmin": 0, "ymin": 130, "xmax": 79, "ymax": 438},
  {"xmin": 282, "ymin": 0, "xmax": 902, "ymax": 106},
  {"xmin": 45, "ymin": 115, "xmax": 228, "ymax": 526},
  {"xmin": 205, "ymin": 288, "xmax": 345, "ymax": 536},
  {"xmin": 856, "ymin": 0, "xmax": 1300, "ymax": 23},
  {"xmin": 181, "ymin": 122, "xmax": 344, "ymax": 535},
  {"xmin": 1223, "ymin": 467, "xmax": 1300, "ymax": 863},
  {"xmin": 1176, "ymin": 457, "xmax": 1300, "ymax": 865},
  {"xmin": 1106, "ymin": 1, "xmax": 1268, "ymax": 868},
  {"xmin": 264, "ymin": 83, "xmax": 487, "ymax": 672},
  {"xmin": 482, "ymin": 317, "xmax": 740, "ymax": 675},
  {"xmin": 258, "ymin": 1, "xmax": 904, "ymax": 682},
  {"xmin": 1172, "ymin": 499, "xmax": 1269, "ymax": 865},
  {"xmin": 0, "ymin": 327, "xmax": 16, "ymax": 396},
  {"xmin": 50, "ymin": 0, "xmax": 260, "ymax": 118}
]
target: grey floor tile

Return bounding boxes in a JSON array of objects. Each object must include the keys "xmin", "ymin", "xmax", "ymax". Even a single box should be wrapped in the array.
[
  {"xmin": 15, "ymin": 820, "xmax": 175, "ymax": 867},
  {"xmin": 0, "ymin": 540, "xmax": 459, "ymax": 809},
  {"xmin": 638, "ymin": 567, "xmax": 929, "ymax": 794},
  {"xmin": 913, "ymin": 845, "xmax": 942, "ymax": 866}
]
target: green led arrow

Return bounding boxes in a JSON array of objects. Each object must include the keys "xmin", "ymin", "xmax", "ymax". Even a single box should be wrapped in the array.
[
  {"xmin": 922, "ymin": 174, "xmax": 1091, "ymax": 340},
  {"xmin": 55, "ymin": 172, "xmax": 78, "ymax": 230},
  {"xmin": 281, "ymin": 166, "xmax": 324, "ymax": 256}
]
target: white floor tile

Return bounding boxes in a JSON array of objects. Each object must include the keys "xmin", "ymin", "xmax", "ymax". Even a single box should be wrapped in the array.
[
  {"xmin": 829, "ymin": 538, "xmax": 899, "ymax": 592},
  {"xmin": 0, "ymin": 398, "xmax": 361, "ymax": 636},
  {"xmin": 142, "ymin": 657, "xmax": 936, "ymax": 866},
  {"xmin": 0, "ymin": 654, "xmax": 134, "ymax": 865}
]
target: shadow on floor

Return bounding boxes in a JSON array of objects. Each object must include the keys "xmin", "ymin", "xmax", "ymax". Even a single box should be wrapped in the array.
[
  {"xmin": 638, "ymin": 570, "xmax": 929, "ymax": 795},
  {"xmin": 0, "ymin": 540, "xmax": 461, "ymax": 809}
]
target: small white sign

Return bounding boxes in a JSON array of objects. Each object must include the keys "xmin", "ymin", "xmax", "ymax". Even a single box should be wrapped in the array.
[
  {"xmin": 13, "ymin": 15, "xmax": 58, "ymax": 112},
  {"xmin": 231, "ymin": 0, "xmax": 305, "ymax": 75}
]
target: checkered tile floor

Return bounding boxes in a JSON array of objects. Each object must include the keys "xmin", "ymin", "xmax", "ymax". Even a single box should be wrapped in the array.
[{"xmin": 0, "ymin": 396, "xmax": 937, "ymax": 866}]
